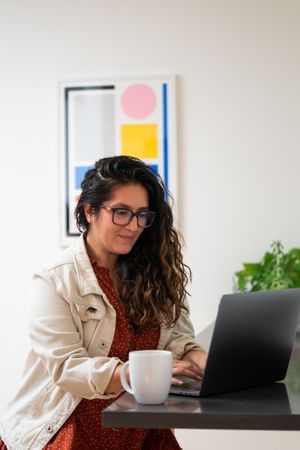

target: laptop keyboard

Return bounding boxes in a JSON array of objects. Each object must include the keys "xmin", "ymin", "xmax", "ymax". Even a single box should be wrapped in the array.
[{"xmin": 169, "ymin": 378, "xmax": 203, "ymax": 396}]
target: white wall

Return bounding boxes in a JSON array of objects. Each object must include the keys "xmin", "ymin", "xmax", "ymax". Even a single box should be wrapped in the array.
[{"xmin": 1, "ymin": 0, "xmax": 300, "ymax": 448}]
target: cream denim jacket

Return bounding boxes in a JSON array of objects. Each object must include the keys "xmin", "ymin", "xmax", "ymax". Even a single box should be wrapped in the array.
[{"xmin": 0, "ymin": 234, "xmax": 202, "ymax": 450}]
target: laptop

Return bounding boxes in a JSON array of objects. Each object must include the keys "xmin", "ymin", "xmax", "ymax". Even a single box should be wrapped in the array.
[{"xmin": 170, "ymin": 288, "xmax": 300, "ymax": 397}]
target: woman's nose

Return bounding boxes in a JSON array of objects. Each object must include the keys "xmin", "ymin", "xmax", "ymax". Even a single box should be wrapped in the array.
[{"xmin": 125, "ymin": 216, "xmax": 139, "ymax": 231}]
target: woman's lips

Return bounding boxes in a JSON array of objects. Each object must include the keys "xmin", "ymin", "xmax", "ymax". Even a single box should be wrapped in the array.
[{"xmin": 118, "ymin": 235, "xmax": 135, "ymax": 242}]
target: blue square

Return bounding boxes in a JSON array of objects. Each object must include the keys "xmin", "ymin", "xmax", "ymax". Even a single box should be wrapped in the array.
[
  {"xmin": 75, "ymin": 166, "xmax": 93, "ymax": 190},
  {"xmin": 148, "ymin": 164, "xmax": 158, "ymax": 175}
]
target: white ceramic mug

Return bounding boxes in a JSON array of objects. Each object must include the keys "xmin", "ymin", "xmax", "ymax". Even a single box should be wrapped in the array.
[{"xmin": 120, "ymin": 350, "xmax": 172, "ymax": 404}]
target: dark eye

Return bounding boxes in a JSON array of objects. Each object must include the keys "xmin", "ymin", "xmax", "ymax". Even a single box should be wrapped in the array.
[
  {"xmin": 137, "ymin": 211, "xmax": 148, "ymax": 218},
  {"xmin": 115, "ymin": 209, "xmax": 131, "ymax": 217}
]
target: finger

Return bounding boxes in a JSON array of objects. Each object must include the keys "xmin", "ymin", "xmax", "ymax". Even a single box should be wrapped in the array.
[
  {"xmin": 171, "ymin": 377, "xmax": 184, "ymax": 386},
  {"xmin": 172, "ymin": 361, "xmax": 203, "ymax": 378},
  {"xmin": 172, "ymin": 367, "xmax": 201, "ymax": 381}
]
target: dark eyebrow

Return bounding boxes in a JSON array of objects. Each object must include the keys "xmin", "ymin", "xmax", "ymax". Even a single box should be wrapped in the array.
[{"xmin": 110, "ymin": 203, "xmax": 149, "ymax": 211}]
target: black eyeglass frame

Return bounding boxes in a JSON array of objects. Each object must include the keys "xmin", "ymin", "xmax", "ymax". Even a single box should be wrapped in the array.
[{"xmin": 94, "ymin": 205, "xmax": 156, "ymax": 228}]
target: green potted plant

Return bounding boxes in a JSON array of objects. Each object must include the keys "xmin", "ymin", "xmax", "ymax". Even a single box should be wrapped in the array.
[
  {"xmin": 234, "ymin": 241, "xmax": 300, "ymax": 395},
  {"xmin": 234, "ymin": 241, "xmax": 300, "ymax": 293}
]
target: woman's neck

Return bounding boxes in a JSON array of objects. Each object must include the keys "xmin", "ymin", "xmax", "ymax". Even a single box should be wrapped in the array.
[{"xmin": 85, "ymin": 233, "xmax": 118, "ymax": 272}]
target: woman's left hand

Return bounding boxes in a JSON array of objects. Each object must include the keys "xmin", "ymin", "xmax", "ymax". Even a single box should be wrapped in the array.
[{"xmin": 171, "ymin": 350, "xmax": 208, "ymax": 386}]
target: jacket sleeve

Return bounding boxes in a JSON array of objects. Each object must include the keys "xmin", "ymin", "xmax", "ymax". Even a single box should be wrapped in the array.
[
  {"xmin": 163, "ymin": 303, "xmax": 204, "ymax": 359},
  {"xmin": 28, "ymin": 275, "xmax": 123, "ymax": 400}
]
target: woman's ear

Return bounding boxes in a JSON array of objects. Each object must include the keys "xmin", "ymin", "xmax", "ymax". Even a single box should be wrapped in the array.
[{"xmin": 83, "ymin": 204, "xmax": 93, "ymax": 223}]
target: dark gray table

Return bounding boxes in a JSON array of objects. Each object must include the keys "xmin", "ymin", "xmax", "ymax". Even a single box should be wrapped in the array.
[{"xmin": 102, "ymin": 335, "xmax": 300, "ymax": 430}]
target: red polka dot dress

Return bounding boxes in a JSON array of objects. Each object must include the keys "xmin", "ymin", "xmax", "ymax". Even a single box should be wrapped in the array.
[{"xmin": 42, "ymin": 261, "xmax": 181, "ymax": 450}]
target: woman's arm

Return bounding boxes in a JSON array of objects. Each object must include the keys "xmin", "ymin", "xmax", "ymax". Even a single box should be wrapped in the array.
[
  {"xmin": 29, "ymin": 276, "xmax": 123, "ymax": 399},
  {"xmin": 162, "ymin": 299, "xmax": 208, "ymax": 384}
]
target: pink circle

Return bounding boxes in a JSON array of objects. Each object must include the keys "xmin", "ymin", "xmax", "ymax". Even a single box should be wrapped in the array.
[{"xmin": 121, "ymin": 83, "xmax": 157, "ymax": 119}]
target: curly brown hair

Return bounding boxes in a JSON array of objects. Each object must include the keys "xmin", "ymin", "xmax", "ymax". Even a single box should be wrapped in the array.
[{"xmin": 75, "ymin": 156, "xmax": 190, "ymax": 331}]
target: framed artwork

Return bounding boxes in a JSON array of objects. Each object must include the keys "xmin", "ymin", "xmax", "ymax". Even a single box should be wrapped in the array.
[{"xmin": 60, "ymin": 76, "xmax": 177, "ymax": 245}]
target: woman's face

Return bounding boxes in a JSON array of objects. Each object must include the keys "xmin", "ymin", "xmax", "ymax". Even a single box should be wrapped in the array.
[{"xmin": 85, "ymin": 183, "xmax": 149, "ymax": 264}]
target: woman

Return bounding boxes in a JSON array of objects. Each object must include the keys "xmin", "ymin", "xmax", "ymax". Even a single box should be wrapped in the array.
[{"xmin": 0, "ymin": 156, "xmax": 207, "ymax": 449}]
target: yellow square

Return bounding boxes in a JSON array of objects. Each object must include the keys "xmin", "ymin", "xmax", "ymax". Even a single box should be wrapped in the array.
[{"xmin": 121, "ymin": 124, "xmax": 158, "ymax": 158}]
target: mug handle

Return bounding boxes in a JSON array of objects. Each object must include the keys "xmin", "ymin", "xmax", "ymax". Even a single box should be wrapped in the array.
[{"xmin": 120, "ymin": 361, "xmax": 133, "ymax": 394}]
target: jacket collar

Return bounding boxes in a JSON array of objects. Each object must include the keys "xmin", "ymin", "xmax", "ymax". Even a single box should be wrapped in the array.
[{"xmin": 73, "ymin": 234, "xmax": 105, "ymax": 297}]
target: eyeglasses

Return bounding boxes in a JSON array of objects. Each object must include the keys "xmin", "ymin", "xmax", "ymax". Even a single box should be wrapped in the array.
[{"xmin": 96, "ymin": 205, "xmax": 156, "ymax": 228}]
